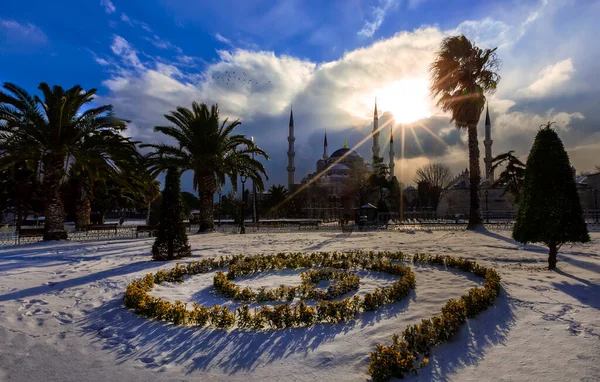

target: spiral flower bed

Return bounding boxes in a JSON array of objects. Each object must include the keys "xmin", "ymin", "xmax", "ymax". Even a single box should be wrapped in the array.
[
  {"xmin": 125, "ymin": 251, "xmax": 416, "ymax": 329},
  {"xmin": 123, "ymin": 251, "xmax": 501, "ymax": 381},
  {"xmin": 214, "ymin": 266, "xmax": 361, "ymax": 302}
]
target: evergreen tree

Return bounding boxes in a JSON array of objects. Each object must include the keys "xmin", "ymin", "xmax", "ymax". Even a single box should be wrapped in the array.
[
  {"xmin": 513, "ymin": 123, "xmax": 589, "ymax": 269},
  {"xmin": 151, "ymin": 167, "xmax": 191, "ymax": 261},
  {"xmin": 491, "ymin": 150, "xmax": 526, "ymax": 205},
  {"xmin": 369, "ymin": 156, "xmax": 390, "ymax": 202}
]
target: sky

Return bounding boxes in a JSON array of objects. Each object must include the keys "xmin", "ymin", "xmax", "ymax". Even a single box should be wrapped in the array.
[{"xmin": 1, "ymin": 0, "xmax": 599, "ymax": 194}]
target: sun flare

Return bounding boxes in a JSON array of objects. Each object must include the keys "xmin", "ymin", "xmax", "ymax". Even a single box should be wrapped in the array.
[{"xmin": 376, "ymin": 78, "xmax": 432, "ymax": 124}]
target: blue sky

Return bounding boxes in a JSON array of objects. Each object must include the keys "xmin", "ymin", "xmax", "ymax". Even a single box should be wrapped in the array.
[
  {"xmin": 1, "ymin": 0, "xmax": 599, "ymax": 193},
  {"xmin": 1, "ymin": 0, "xmax": 489, "ymax": 89}
]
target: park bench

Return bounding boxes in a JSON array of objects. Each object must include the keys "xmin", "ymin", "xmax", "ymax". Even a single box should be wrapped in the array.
[
  {"xmin": 86, "ymin": 223, "xmax": 118, "ymax": 234},
  {"xmin": 298, "ymin": 221, "xmax": 320, "ymax": 230},
  {"xmin": 17, "ymin": 227, "xmax": 45, "ymax": 244},
  {"xmin": 136, "ymin": 225, "xmax": 159, "ymax": 238}
]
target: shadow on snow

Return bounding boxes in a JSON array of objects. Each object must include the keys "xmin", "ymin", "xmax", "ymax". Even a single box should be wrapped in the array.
[{"xmin": 409, "ymin": 289, "xmax": 516, "ymax": 381}]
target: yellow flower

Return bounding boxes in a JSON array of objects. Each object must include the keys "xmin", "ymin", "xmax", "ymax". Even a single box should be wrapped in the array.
[{"xmin": 423, "ymin": 358, "xmax": 429, "ymax": 364}]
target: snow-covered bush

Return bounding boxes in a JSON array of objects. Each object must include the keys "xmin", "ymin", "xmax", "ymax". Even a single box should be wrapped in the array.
[
  {"xmin": 367, "ymin": 255, "xmax": 501, "ymax": 381},
  {"xmin": 123, "ymin": 251, "xmax": 501, "ymax": 380}
]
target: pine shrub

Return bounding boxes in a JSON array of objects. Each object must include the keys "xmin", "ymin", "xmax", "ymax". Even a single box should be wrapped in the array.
[
  {"xmin": 151, "ymin": 167, "xmax": 192, "ymax": 261},
  {"xmin": 513, "ymin": 123, "xmax": 590, "ymax": 269}
]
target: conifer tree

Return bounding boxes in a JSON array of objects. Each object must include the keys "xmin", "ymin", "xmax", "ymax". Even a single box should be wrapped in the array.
[
  {"xmin": 513, "ymin": 123, "xmax": 589, "ymax": 269},
  {"xmin": 151, "ymin": 167, "xmax": 191, "ymax": 261}
]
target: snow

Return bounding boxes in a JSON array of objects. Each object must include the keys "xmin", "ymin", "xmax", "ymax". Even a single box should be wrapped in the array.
[{"xmin": 0, "ymin": 230, "xmax": 599, "ymax": 382}]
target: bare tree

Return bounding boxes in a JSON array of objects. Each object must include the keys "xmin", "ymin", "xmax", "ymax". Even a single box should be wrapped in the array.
[{"xmin": 413, "ymin": 163, "xmax": 454, "ymax": 210}]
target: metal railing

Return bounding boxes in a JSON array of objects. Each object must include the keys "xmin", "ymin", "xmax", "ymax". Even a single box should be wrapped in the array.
[
  {"xmin": 0, "ymin": 223, "xmax": 201, "ymax": 247},
  {"xmin": 2, "ymin": 219, "xmax": 599, "ymax": 247}
]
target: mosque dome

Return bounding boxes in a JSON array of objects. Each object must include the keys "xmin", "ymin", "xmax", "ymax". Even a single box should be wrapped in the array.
[
  {"xmin": 330, "ymin": 148, "xmax": 361, "ymax": 158},
  {"xmin": 330, "ymin": 163, "xmax": 350, "ymax": 171}
]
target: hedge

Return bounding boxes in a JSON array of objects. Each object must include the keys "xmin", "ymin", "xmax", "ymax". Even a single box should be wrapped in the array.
[
  {"xmin": 123, "ymin": 251, "xmax": 501, "ymax": 380},
  {"xmin": 124, "ymin": 251, "xmax": 416, "ymax": 329},
  {"xmin": 367, "ymin": 254, "xmax": 502, "ymax": 381}
]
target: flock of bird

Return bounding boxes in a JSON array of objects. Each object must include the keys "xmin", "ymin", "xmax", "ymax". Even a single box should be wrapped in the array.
[{"xmin": 208, "ymin": 70, "xmax": 272, "ymax": 87}]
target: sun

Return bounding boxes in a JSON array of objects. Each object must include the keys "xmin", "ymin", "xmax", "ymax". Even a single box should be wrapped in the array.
[{"xmin": 376, "ymin": 78, "xmax": 432, "ymax": 124}]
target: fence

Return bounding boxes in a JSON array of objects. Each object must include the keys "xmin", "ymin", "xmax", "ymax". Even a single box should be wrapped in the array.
[
  {"xmin": 0, "ymin": 223, "xmax": 201, "ymax": 247},
  {"xmin": 2, "ymin": 220, "xmax": 600, "ymax": 247}
]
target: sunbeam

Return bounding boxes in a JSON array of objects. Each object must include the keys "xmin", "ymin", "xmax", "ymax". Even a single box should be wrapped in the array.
[{"xmin": 408, "ymin": 126, "xmax": 425, "ymax": 156}]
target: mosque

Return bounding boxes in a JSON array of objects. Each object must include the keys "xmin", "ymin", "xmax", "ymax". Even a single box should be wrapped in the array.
[
  {"xmin": 286, "ymin": 100, "xmax": 395, "ymax": 198},
  {"xmin": 284, "ymin": 98, "xmax": 600, "ymax": 220}
]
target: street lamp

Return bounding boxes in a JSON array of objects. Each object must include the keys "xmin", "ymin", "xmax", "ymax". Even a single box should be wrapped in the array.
[
  {"xmin": 240, "ymin": 174, "xmax": 247, "ymax": 234},
  {"xmin": 217, "ymin": 185, "xmax": 222, "ymax": 227},
  {"xmin": 251, "ymin": 136, "xmax": 258, "ymax": 224},
  {"xmin": 484, "ymin": 190, "xmax": 489, "ymax": 224},
  {"xmin": 593, "ymin": 188, "xmax": 598, "ymax": 223}
]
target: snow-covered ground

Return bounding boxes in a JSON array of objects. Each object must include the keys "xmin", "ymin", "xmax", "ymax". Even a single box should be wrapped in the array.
[{"xmin": 0, "ymin": 230, "xmax": 598, "ymax": 382}]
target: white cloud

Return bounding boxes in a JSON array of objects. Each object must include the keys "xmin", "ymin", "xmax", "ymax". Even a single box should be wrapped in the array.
[
  {"xmin": 407, "ymin": 0, "xmax": 427, "ymax": 9},
  {"xmin": 454, "ymin": 18, "xmax": 511, "ymax": 48},
  {"xmin": 519, "ymin": 58, "xmax": 575, "ymax": 98},
  {"xmin": 96, "ymin": 6, "xmax": 597, "ymax": 187},
  {"xmin": 214, "ymin": 33, "xmax": 233, "ymax": 46},
  {"xmin": 454, "ymin": 0, "xmax": 548, "ymax": 49},
  {"xmin": 120, "ymin": 12, "xmax": 152, "ymax": 32},
  {"xmin": 95, "ymin": 57, "xmax": 110, "ymax": 66},
  {"xmin": 358, "ymin": 0, "xmax": 398, "ymax": 38},
  {"xmin": 518, "ymin": 0, "xmax": 548, "ymax": 38},
  {"xmin": 100, "ymin": 0, "xmax": 116, "ymax": 14},
  {"xmin": 120, "ymin": 13, "xmax": 132, "ymax": 26},
  {"xmin": 0, "ymin": 19, "xmax": 48, "ymax": 45},
  {"xmin": 110, "ymin": 35, "xmax": 144, "ymax": 69},
  {"xmin": 144, "ymin": 35, "xmax": 181, "ymax": 53}
]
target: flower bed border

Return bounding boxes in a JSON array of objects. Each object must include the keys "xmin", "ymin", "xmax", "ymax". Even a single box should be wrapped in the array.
[
  {"xmin": 367, "ymin": 253, "xmax": 502, "ymax": 381},
  {"xmin": 124, "ymin": 251, "xmax": 416, "ymax": 329},
  {"xmin": 214, "ymin": 265, "xmax": 361, "ymax": 302},
  {"xmin": 123, "ymin": 251, "xmax": 501, "ymax": 381}
]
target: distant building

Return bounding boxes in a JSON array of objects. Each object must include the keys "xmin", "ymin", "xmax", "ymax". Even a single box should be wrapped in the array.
[
  {"xmin": 576, "ymin": 173, "xmax": 600, "ymax": 212},
  {"xmin": 287, "ymin": 99, "xmax": 396, "ymax": 198},
  {"xmin": 436, "ymin": 106, "xmax": 598, "ymax": 218}
]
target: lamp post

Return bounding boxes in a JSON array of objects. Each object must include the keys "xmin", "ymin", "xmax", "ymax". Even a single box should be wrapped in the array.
[
  {"xmin": 251, "ymin": 136, "xmax": 258, "ymax": 224},
  {"xmin": 484, "ymin": 190, "xmax": 489, "ymax": 223},
  {"xmin": 240, "ymin": 174, "xmax": 247, "ymax": 234},
  {"xmin": 593, "ymin": 188, "xmax": 598, "ymax": 223},
  {"xmin": 217, "ymin": 185, "xmax": 222, "ymax": 227}
]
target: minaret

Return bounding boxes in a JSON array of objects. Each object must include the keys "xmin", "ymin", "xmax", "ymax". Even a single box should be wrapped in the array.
[
  {"xmin": 287, "ymin": 107, "xmax": 295, "ymax": 190},
  {"xmin": 372, "ymin": 98, "xmax": 381, "ymax": 161},
  {"xmin": 323, "ymin": 131, "xmax": 328, "ymax": 160},
  {"xmin": 483, "ymin": 105, "xmax": 494, "ymax": 182},
  {"xmin": 389, "ymin": 126, "xmax": 395, "ymax": 179}
]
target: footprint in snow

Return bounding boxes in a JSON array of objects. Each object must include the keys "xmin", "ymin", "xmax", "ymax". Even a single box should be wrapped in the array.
[{"xmin": 53, "ymin": 312, "xmax": 74, "ymax": 324}]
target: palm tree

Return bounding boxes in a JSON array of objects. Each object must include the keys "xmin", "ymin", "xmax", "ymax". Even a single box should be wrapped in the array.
[
  {"xmin": 69, "ymin": 123, "xmax": 140, "ymax": 229},
  {"xmin": 143, "ymin": 102, "xmax": 269, "ymax": 232},
  {"xmin": 430, "ymin": 35, "xmax": 501, "ymax": 229},
  {"xmin": 0, "ymin": 82, "xmax": 131, "ymax": 240},
  {"xmin": 0, "ymin": 130, "xmax": 43, "ymax": 230},
  {"xmin": 265, "ymin": 184, "xmax": 289, "ymax": 218},
  {"xmin": 143, "ymin": 174, "xmax": 161, "ymax": 225},
  {"xmin": 491, "ymin": 150, "xmax": 526, "ymax": 205}
]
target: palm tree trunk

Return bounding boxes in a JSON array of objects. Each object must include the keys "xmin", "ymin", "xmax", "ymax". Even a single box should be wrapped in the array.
[
  {"xmin": 146, "ymin": 202, "xmax": 151, "ymax": 225},
  {"xmin": 197, "ymin": 172, "xmax": 216, "ymax": 232},
  {"xmin": 15, "ymin": 179, "xmax": 26, "ymax": 232},
  {"xmin": 43, "ymin": 157, "xmax": 68, "ymax": 241},
  {"xmin": 75, "ymin": 182, "xmax": 94, "ymax": 230},
  {"xmin": 548, "ymin": 243, "xmax": 558, "ymax": 269},
  {"xmin": 467, "ymin": 124, "xmax": 482, "ymax": 230}
]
